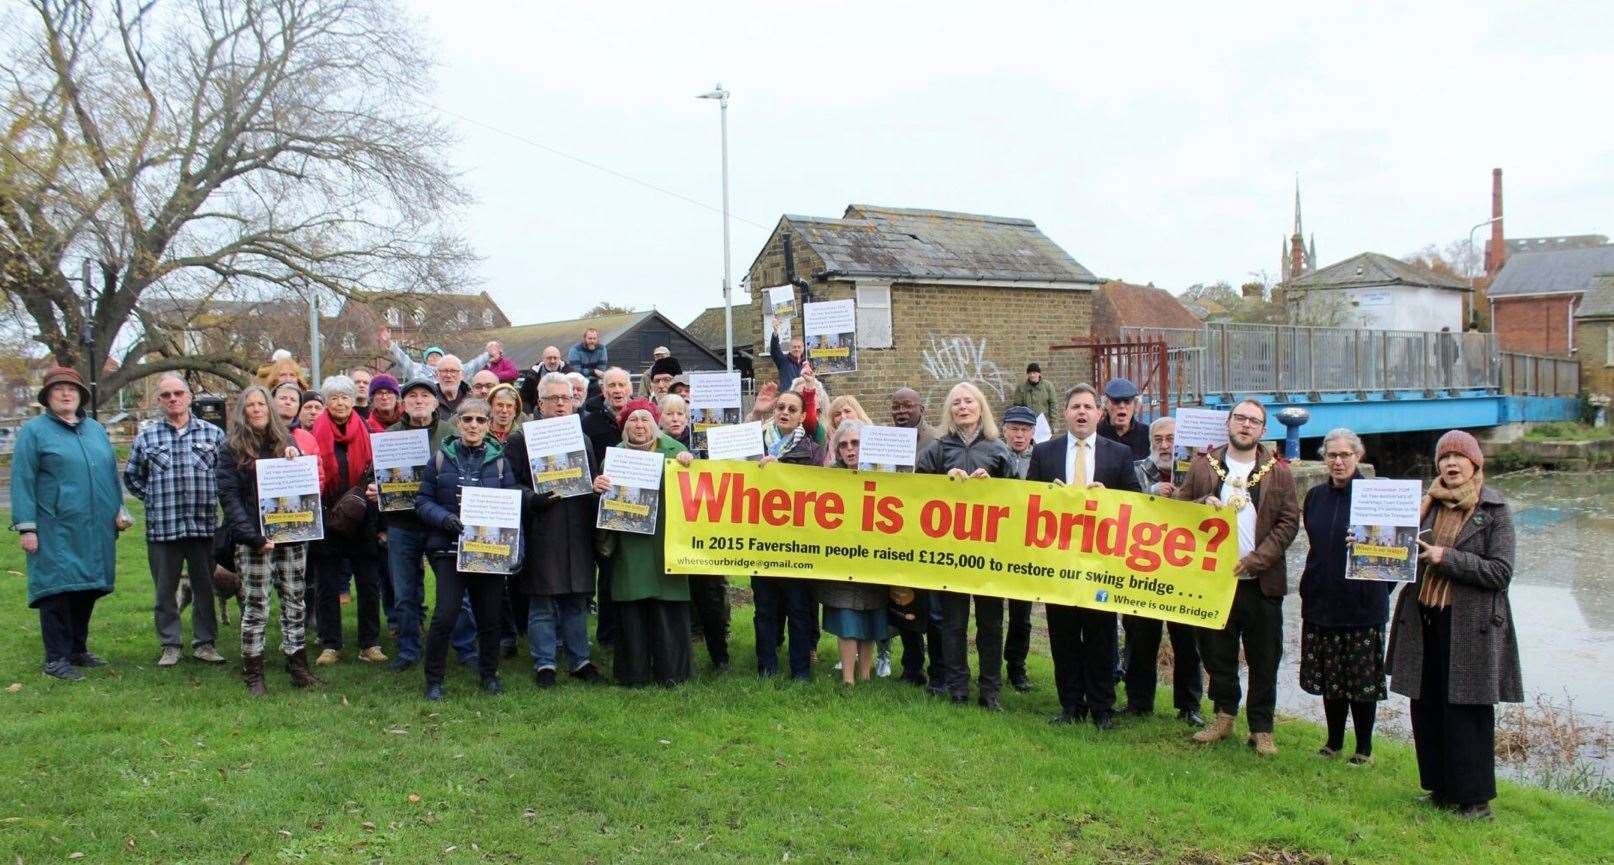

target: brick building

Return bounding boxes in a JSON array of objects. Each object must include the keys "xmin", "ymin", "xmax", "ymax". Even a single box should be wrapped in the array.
[
  {"xmin": 1488, "ymin": 243, "xmax": 1614, "ymax": 355},
  {"xmin": 327, "ymin": 290, "xmax": 511, "ymax": 374},
  {"xmin": 1576, "ymin": 274, "xmax": 1614, "ymax": 400},
  {"xmin": 744, "ymin": 205, "xmax": 1101, "ymax": 417}
]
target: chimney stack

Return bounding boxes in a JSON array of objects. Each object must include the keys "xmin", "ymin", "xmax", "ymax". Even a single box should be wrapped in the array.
[{"xmin": 1485, "ymin": 168, "xmax": 1506, "ymax": 277}]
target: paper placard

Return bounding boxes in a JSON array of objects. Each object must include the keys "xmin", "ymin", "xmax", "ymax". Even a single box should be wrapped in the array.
[
  {"xmin": 371, "ymin": 429, "xmax": 431, "ymax": 512},
  {"xmin": 256, "ymin": 455, "xmax": 324, "ymax": 542},
  {"xmin": 598, "ymin": 447, "xmax": 664, "ymax": 534},
  {"xmin": 802, "ymin": 299, "xmax": 857, "ymax": 374},
  {"xmin": 1033, "ymin": 414, "xmax": 1052, "ymax": 444},
  {"xmin": 687, "ymin": 372, "xmax": 744, "ymax": 452},
  {"xmin": 457, "ymin": 486, "xmax": 522, "ymax": 574},
  {"xmin": 602, "ymin": 446, "xmax": 666, "ymax": 490},
  {"xmin": 858, "ymin": 425, "xmax": 917, "ymax": 471},
  {"xmin": 1346, "ymin": 478, "xmax": 1422, "ymax": 583},
  {"xmin": 763, "ymin": 284, "xmax": 795, "ymax": 344},
  {"xmin": 522, "ymin": 415, "xmax": 593, "ymax": 498},
  {"xmin": 1173, "ymin": 408, "xmax": 1230, "ymax": 449},
  {"xmin": 705, "ymin": 421, "xmax": 765, "ymax": 461}
]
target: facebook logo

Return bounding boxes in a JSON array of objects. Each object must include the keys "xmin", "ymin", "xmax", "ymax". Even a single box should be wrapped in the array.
[{"xmin": 1095, "ymin": 590, "xmax": 1109, "ymax": 603}]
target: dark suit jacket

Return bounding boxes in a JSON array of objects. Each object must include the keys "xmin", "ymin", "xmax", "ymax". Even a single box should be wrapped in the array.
[{"xmin": 1026, "ymin": 433, "xmax": 1142, "ymax": 494}]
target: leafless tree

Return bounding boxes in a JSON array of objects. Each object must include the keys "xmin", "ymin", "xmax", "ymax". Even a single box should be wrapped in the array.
[{"xmin": 0, "ymin": 0, "xmax": 473, "ymax": 404}]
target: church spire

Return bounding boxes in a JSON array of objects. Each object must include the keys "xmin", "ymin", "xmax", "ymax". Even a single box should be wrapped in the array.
[{"xmin": 1293, "ymin": 175, "xmax": 1304, "ymax": 237}]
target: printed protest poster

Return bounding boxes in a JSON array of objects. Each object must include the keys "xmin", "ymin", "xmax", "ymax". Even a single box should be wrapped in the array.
[
  {"xmin": 802, "ymin": 299, "xmax": 857, "ymax": 374},
  {"xmin": 457, "ymin": 486, "xmax": 523, "ymax": 574},
  {"xmin": 762, "ymin": 284, "xmax": 795, "ymax": 344},
  {"xmin": 522, "ymin": 415, "xmax": 593, "ymax": 498},
  {"xmin": 705, "ymin": 421, "xmax": 764, "ymax": 461},
  {"xmin": 370, "ymin": 429, "xmax": 431, "ymax": 512},
  {"xmin": 256, "ymin": 455, "xmax": 324, "ymax": 543},
  {"xmin": 664, "ymin": 460, "xmax": 1238, "ymax": 628},
  {"xmin": 597, "ymin": 446, "xmax": 665, "ymax": 535},
  {"xmin": 687, "ymin": 371, "xmax": 743, "ymax": 453},
  {"xmin": 1346, "ymin": 478, "xmax": 1422, "ymax": 583},
  {"xmin": 857, "ymin": 424, "xmax": 918, "ymax": 472},
  {"xmin": 1172, "ymin": 407, "xmax": 1230, "ymax": 485}
]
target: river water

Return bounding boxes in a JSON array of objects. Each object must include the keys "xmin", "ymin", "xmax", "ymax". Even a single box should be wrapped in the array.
[{"xmin": 1274, "ymin": 468, "xmax": 1614, "ymax": 776}]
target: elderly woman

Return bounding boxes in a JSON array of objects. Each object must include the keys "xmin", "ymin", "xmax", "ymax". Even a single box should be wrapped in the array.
[
  {"xmin": 10, "ymin": 367, "xmax": 132, "ymax": 680},
  {"xmin": 753, "ymin": 389, "xmax": 827, "ymax": 679},
  {"xmin": 656, "ymin": 393, "xmax": 727, "ymax": 669},
  {"xmin": 417, "ymin": 399, "xmax": 520, "ymax": 699},
  {"xmin": 487, "ymin": 383, "xmax": 525, "ymax": 444},
  {"xmin": 915, "ymin": 382, "xmax": 1016, "ymax": 709},
  {"xmin": 308, "ymin": 375, "xmax": 386, "ymax": 667},
  {"xmin": 592, "ymin": 399, "xmax": 696, "ymax": 686},
  {"xmin": 1298, "ymin": 428, "xmax": 1393, "ymax": 764},
  {"xmin": 820, "ymin": 395, "xmax": 873, "ymax": 465},
  {"xmin": 819, "ymin": 421, "xmax": 890, "ymax": 685},
  {"xmin": 216, "ymin": 385, "xmax": 322, "ymax": 693},
  {"xmin": 657, "ymin": 393, "xmax": 694, "ymax": 451},
  {"xmin": 1387, "ymin": 430, "xmax": 1520, "ymax": 820}
]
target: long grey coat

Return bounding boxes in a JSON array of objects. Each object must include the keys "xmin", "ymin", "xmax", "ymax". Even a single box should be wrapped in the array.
[{"xmin": 1387, "ymin": 485, "xmax": 1523, "ymax": 706}]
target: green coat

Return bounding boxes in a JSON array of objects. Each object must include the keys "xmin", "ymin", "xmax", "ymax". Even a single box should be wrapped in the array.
[
  {"xmin": 607, "ymin": 433, "xmax": 689, "ymax": 603},
  {"xmin": 1010, "ymin": 377, "xmax": 1060, "ymax": 421},
  {"xmin": 9, "ymin": 413, "xmax": 124, "ymax": 607}
]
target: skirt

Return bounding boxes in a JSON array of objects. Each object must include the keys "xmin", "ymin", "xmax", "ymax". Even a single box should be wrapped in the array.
[
  {"xmin": 823, "ymin": 606, "xmax": 889, "ymax": 641},
  {"xmin": 1299, "ymin": 622, "xmax": 1388, "ymax": 701}
]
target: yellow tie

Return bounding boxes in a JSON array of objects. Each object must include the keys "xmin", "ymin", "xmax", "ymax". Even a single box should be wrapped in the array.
[{"xmin": 1074, "ymin": 439, "xmax": 1089, "ymax": 487}]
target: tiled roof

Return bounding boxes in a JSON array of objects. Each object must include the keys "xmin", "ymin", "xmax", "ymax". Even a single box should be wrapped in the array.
[
  {"xmin": 1489, "ymin": 245, "xmax": 1614, "ymax": 298},
  {"xmin": 1098, "ymin": 282, "xmax": 1203, "ymax": 329},
  {"xmin": 776, "ymin": 204, "xmax": 1099, "ymax": 285},
  {"xmin": 1577, "ymin": 274, "xmax": 1614, "ymax": 319},
  {"xmin": 1503, "ymin": 235, "xmax": 1608, "ymax": 255},
  {"xmin": 1284, "ymin": 252, "xmax": 1467, "ymax": 291}
]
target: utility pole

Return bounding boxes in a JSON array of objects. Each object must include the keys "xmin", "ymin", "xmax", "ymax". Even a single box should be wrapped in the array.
[
  {"xmin": 307, "ymin": 284, "xmax": 322, "ymax": 386},
  {"xmin": 80, "ymin": 260, "xmax": 99, "ymax": 420},
  {"xmin": 697, "ymin": 84, "xmax": 734, "ymax": 371}
]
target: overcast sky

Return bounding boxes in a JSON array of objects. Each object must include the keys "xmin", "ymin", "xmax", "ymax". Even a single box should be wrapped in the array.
[{"xmin": 412, "ymin": 1, "xmax": 1613, "ymax": 334}]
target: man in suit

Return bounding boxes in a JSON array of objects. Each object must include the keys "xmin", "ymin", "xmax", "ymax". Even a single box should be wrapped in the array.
[{"xmin": 1027, "ymin": 383, "xmax": 1142, "ymax": 730}]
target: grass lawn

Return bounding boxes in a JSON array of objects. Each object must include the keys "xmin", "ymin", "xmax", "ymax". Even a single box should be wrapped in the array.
[{"xmin": 1, "ymin": 509, "xmax": 1609, "ymax": 864}]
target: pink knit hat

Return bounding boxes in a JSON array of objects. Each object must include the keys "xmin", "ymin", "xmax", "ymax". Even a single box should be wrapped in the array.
[{"xmin": 1435, "ymin": 429, "xmax": 1484, "ymax": 469}]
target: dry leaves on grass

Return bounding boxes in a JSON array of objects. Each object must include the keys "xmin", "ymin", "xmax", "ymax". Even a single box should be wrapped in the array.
[{"xmin": 1179, "ymin": 848, "xmax": 1338, "ymax": 865}]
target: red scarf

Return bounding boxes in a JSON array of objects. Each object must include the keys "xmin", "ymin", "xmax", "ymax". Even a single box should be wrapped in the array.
[
  {"xmin": 312, "ymin": 410, "xmax": 373, "ymax": 498},
  {"xmin": 366, "ymin": 405, "xmax": 402, "ymax": 432}
]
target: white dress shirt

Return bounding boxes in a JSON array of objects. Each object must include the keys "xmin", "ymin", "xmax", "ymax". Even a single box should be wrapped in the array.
[{"xmin": 1065, "ymin": 432, "xmax": 1097, "ymax": 486}]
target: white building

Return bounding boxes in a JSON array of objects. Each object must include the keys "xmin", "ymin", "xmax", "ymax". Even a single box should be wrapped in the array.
[{"xmin": 1282, "ymin": 251, "xmax": 1469, "ymax": 332}]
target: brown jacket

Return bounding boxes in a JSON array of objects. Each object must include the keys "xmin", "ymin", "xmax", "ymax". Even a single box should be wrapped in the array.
[{"xmin": 1174, "ymin": 443, "xmax": 1300, "ymax": 598}]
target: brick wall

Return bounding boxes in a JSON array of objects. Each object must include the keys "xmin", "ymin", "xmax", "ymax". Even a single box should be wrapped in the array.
[
  {"xmin": 1577, "ymin": 319, "xmax": 1614, "ymax": 398},
  {"xmin": 1493, "ymin": 296, "xmax": 1577, "ymax": 355}
]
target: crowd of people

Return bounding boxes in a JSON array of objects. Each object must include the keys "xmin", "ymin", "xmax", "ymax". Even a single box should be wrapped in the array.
[{"xmin": 9, "ymin": 330, "xmax": 1521, "ymax": 820}]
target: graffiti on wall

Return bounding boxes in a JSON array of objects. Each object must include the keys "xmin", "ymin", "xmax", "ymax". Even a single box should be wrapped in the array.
[{"xmin": 920, "ymin": 334, "xmax": 1009, "ymax": 403}]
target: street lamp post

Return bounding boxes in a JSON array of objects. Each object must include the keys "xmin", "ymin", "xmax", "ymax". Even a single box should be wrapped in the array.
[
  {"xmin": 80, "ymin": 259, "xmax": 99, "ymax": 420},
  {"xmin": 1468, "ymin": 216, "xmax": 1502, "ymax": 331},
  {"xmin": 697, "ymin": 84, "xmax": 733, "ymax": 372}
]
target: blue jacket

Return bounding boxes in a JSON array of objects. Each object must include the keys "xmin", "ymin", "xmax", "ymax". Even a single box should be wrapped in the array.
[
  {"xmin": 769, "ymin": 332, "xmax": 803, "ymax": 387},
  {"xmin": 415, "ymin": 435, "xmax": 517, "ymax": 557},
  {"xmin": 1298, "ymin": 472, "xmax": 1392, "ymax": 628},
  {"xmin": 565, "ymin": 342, "xmax": 608, "ymax": 385},
  {"xmin": 9, "ymin": 413, "xmax": 124, "ymax": 606}
]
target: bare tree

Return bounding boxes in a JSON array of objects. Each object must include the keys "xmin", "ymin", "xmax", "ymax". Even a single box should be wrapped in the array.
[
  {"xmin": 0, "ymin": 0, "xmax": 473, "ymax": 404},
  {"xmin": 582, "ymin": 301, "xmax": 635, "ymax": 318}
]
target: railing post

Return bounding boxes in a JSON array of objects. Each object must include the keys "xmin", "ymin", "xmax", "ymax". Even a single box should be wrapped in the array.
[
  {"xmin": 1219, "ymin": 322, "xmax": 1231, "ymax": 400},
  {"xmin": 1308, "ymin": 327, "xmax": 1317, "ymax": 393}
]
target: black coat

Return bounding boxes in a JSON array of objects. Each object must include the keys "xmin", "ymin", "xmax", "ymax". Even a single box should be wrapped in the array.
[
  {"xmin": 415, "ymin": 436, "xmax": 518, "ymax": 558},
  {"xmin": 915, "ymin": 431, "xmax": 1015, "ymax": 479},
  {"xmin": 1298, "ymin": 472, "xmax": 1392, "ymax": 628},
  {"xmin": 581, "ymin": 405, "xmax": 621, "ymax": 466},
  {"xmin": 1097, "ymin": 417, "xmax": 1151, "ymax": 461},
  {"xmin": 505, "ymin": 426, "xmax": 597, "ymax": 597},
  {"xmin": 1025, "ymin": 433, "xmax": 1143, "ymax": 493},
  {"xmin": 217, "ymin": 439, "xmax": 287, "ymax": 549}
]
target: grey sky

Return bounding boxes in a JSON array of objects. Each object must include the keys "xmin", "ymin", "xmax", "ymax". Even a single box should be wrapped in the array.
[{"xmin": 414, "ymin": 1, "xmax": 1612, "ymax": 337}]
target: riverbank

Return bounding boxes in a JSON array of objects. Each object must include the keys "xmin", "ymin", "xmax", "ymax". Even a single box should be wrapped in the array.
[
  {"xmin": 1481, "ymin": 422, "xmax": 1614, "ymax": 470},
  {"xmin": 2, "ymin": 509, "xmax": 1610, "ymax": 864}
]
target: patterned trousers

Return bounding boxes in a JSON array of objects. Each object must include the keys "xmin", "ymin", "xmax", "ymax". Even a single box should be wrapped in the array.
[{"xmin": 236, "ymin": 543, "xmax": 308, "ymax": 657}]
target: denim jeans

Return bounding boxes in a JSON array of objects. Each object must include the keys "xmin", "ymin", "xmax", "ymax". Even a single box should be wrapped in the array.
[
  {"xmin": 387, "ymin": 526, "xmax": 477, "ymax": 662},
  {"xmin": 526, "ymin": 592, "xmax": 592, "ymax": 671}
]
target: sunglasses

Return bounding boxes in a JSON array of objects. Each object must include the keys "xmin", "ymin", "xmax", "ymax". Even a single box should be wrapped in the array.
[{"xmin": 460, "ymin": 416, "xmax": 489, "ymax": 425}]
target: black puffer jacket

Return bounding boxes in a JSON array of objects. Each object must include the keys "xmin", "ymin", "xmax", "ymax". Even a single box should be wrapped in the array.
[{"xmin": 217, "ymin": 437, "xmax": 295, "ymax": 549}]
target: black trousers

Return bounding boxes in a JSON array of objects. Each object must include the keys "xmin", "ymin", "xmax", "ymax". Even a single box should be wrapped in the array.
[
  {"xmin": 312, "ymin": 538, "xmax": 382, "ymax": 651},
  {"xmin": 1047, "ymin": 603, "xmax": 1118, "ymax": 716},
  {"xmin": 1197, "ymin": 580, "xmax": 1283, "ymax": 732},
  {"xmin": 615, "ymin": 599, "xmax": 693, "ymax": 687},
  {"xmin": 1411, "ymin": 605, "xmax": 1497, "ymax": 805},
  {"xmin": 594, "ymin": 555, "xmax": 618, "ymax": 644},
  {"xmin": 423, "ymin": 557, "xmax": 504, "ymax": 684},
  {"xmin": 1005, "ymin": 599, "xmax": 1032, "ymax": 678},
  {"xmin": 1122, "ymin": 614, "xmax": 1205, "ymax": 712},
  {"xmin": 688, "ymin": 576, "xmax": 730, "ymax": 666},
  {"xmin": 753, "ymin": 577, "xmax": 814, "ymax": 677},
  {"xmin": 38, "ymin": 590, "xmax": 99, "ymax": 663},
  {"xmin": 934, "ymin": 591, "xmax": 1007, "ymax": 699}
]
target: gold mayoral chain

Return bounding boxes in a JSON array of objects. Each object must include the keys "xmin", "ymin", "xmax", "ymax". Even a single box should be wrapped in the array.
[{"xmin": 1208, "ymin": 455, "xmax": 1278, "ymax": 512}]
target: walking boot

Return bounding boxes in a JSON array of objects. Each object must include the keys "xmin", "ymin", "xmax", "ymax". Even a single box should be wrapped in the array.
[
  {"xmin": 1192, "ymin": 711, "xmax": 1236, "ymax": 744},
  {"xmin": 286, "ymin": 648, "xmax": 324, "ymax": 688},
  {"xmin": 1248, "ymin": 731, "xmax": 1278, "ymax": 756},
  {"xmin": 242, "ymin": 654, "xmax": 267, "ymax": 697}
]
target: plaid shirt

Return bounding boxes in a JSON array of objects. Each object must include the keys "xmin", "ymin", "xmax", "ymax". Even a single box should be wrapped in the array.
[{"xmin": 123, "ymin": 416, "xmax": 225, "ymax": 542}]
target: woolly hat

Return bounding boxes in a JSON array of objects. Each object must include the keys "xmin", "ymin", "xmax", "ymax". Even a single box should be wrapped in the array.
[
  {"xmin": 649, "ymin": 356, "xmax": 683, "ymax": 379},
  {"xmin": 423, "ymin": 346, "xmax": 445, "ymax": 360},
  {"xmin": 369, "ymin": 373, "xmax": 401, "ymax": 398},
  {"xmin": 299, "ymin": 390, "xmax": 323, "ymax": 409},
  {"xmin": 1435, "ymin": 429, "xmax": 1484, "ymax": 469},
  {"xmin": 617, "ymin": 397, "xmax": 660, "ymax": 430}
]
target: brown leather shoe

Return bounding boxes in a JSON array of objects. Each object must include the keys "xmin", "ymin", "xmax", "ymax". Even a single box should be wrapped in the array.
[
  {"xmin": 1192, "ymin": 712, "xmax": 1236, "ymax": 744},
  {"xmin": 1249, "ymin": 732, "xmax": 1278, "ymax": 756},
  {"xmin": 241, "ymin": 654, "xmax": 267, "ymax": 697}
]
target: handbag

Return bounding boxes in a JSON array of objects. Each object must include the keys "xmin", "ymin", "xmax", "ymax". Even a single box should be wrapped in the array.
[{"xmin": 325, "ymin": 471, "xmax": 371, "ymax": 538}]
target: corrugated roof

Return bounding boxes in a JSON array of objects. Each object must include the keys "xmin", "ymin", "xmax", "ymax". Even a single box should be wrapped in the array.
[
  {"xmin": 1284, "ymin": 251, "xmax": 1467, "ymax": 292},
  {"xmin": 1489, "ymin": 245, "xmax": 1614, "ymax": 298},
  {"xmin": 1577, "ymin": 274, "xmax": 1614, "ymax": 319},
  {"xmin": 777, "ymin": 204, "xmax": 1099, "ymax": 285}
]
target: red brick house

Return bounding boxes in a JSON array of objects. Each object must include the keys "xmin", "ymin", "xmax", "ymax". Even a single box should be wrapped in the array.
[{"xmin": 1488, "ymin": 243, "xmax": 1614, "ymax": 355}]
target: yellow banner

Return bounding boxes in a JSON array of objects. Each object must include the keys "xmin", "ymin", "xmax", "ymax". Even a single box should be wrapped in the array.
[{"xmin": 663, "ymin": 460, "xmax": 1238, "ymax": 627}]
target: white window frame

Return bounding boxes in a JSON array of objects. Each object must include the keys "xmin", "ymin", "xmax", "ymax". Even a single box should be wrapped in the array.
[
  {"xmin": 1605, "ymin": 325, "xmax": 1613, "ymax": 367},
  {"xmin": 855, "ymin": 280, "xmax": 893, "ymax": 349}
]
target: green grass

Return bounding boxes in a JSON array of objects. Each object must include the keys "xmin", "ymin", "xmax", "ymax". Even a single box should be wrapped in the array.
[
  {"xmin": 1522, "ymin": 421, "xmax": 1613, "ymax": 442},
  {"xmin": 1, "ymin": 508, "xmax": 1609, "ymax": 864}
]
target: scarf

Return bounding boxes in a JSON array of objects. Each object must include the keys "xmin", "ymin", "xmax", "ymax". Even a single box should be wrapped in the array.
[
  {"xmin": 366, "ymin": 404, "xmax": 402, "ymax": 432},
  {"xmin": 312, "ymin": 410, "xmax": 373, "ymax": 498},
  {"xmin": 1417, "ymin": 470, "xmax": 1482, "ymax": 609},
  {"xmin": 765, "ymin": 423, "xmax": 805, "ymax": 458}
]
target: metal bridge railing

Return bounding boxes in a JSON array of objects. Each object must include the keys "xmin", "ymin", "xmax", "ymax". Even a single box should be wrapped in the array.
[{"xmin": 1499, "ymin": 351, "xmax": 1581, "ymax": 397}]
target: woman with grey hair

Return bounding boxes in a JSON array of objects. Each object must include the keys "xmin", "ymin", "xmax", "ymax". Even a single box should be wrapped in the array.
[
  {"xmin": 308, "ymin": 374, "xmax": 387, "ymax": 667},
  {"xmin": 1297, "ymin": 427, "xmax": 1392, "ymax": 765}
]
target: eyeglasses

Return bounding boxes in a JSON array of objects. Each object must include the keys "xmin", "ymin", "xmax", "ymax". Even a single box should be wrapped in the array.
[
  {"xmin": 540, "ymin": 395, "xmax": 569, "ymax": 403},
  {"xmin": 460, "ymin": 416, "xmax": 489, "ymax": 425},
  {"xmin": 1230, "ymin": 414, "xmax": 1265, "ymax": 427},
  {"xmin": 157, "ymin": 390, "xmax": 188, "ymax": 400},
  {"xmin": 1324, "ymin": 452, "xmax": 1356, "ymax": 462}
]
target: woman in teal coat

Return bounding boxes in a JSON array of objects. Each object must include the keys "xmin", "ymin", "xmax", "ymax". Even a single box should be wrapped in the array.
[{"xmin": 9, "ymin": 367, "xmax": 132, "ymax": 680}]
